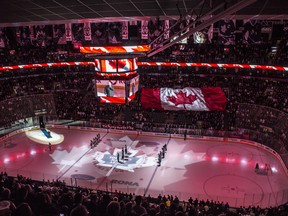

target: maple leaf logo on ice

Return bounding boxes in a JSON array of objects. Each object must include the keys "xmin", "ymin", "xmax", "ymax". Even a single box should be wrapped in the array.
[
  {"xmin": 167, "ymin": 90, "xmax": 197, "ymax": 109},
  {"xmin": 93, "ymin": 148, "xmax": 156, "ymax": 173},
  {"xmin": 49, "ymin": 146, "xmax": 91, "ymax": 173},
  {"xmin": 93, "ymin": 135, "xmax": 157, "ymax": 173}
]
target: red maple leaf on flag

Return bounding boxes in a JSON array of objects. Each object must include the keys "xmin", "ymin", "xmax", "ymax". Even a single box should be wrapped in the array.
[{"xmin": 167, "ymin": 90, "xmax": 197, "ymax": 109}]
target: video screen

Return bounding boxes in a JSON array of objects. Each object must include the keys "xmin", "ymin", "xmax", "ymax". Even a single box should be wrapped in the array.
[
  {"xmin": 96, "ymin": 80, "xmax": 126, "ymax": 97},
  {"xmin": 133, "ymin": 58, "xmax": 138, "ymax": 71},
  {"xmin": 94, "ymin": 59, "xmax": 100, "ymax": 71},
  {"xmin": 100, "ymin": 59, "xmax": 118, "ymax": 73},
  {"xmin": 96, "ymin": 71, "xmax": 137, "ymax": 78},
  {"xmin": 118, "ymin": 58, "xmax": 138, "ymax": 72},
  {"xmin": 128, "ymin": 75, "xmax": 139, "ymax": 97},
  {"xmin": 95, "ymin": 58, "xmax": 137, "ymax": 73},
  {"xmin": 80, "ymin": 45, "xmax": 150, "ymax": 54},
  {"xmin": 96, "ymin": 76, "xmax": 139, "ymax": 104}
]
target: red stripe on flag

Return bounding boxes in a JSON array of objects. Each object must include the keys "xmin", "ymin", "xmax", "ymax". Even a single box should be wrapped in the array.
[
  {"xmin": 141, "ymin": 88, "xmax": 163, "ymax": 110},
  {"xmin": 201, "ymin": 87, "xmax": 227, "ymax": 111}
]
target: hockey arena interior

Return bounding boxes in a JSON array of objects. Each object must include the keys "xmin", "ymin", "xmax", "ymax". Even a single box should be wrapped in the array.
[{"xmin": 0, "ymin": 0, "xmax": 288, "ymax": 215}]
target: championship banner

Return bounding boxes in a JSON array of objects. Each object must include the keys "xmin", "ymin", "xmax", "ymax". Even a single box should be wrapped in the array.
[
  {"xmin": 16, "ymin": 27, "xmax": 21, "ymax": 39},
  {"xmin": 141, "ymin": 20, "xmax": 149, "ymax": 40},
  {"xmin": 217, "ymin": 20, "xmax": 235, "ymax": 45},
  {"xmin": 53, "ymin": 24, "xmax": 66, "ymax": 45},
  {"xmin": 108, "ymin": 22, "xmax": 121, "ymax": 44},
  {"xmin": 208, "ymin": 24, "xmax": 214, "ymax": 42},
  {"xmin": 84, "ymin": 22, "xmax": 91, "ymax": 41},
  {"xmin": 122, "ymin": 22, "xmax": 128, "ymax": 40},
  {"xmin": 243, "ymin": 20, "xmax": 262, "ymax": 44},
  {"xmin": 164, "ymin": 20, "xmax": 170, "ymax": 39},
  {"xmin": 91, "ymin": 23, "xmax": 107, "ymax": 44},
  {"xmin": 72, "ymin": 23, "xmax": 84, "ymax": 43},
  {"xmin": 185, "ymin": 18, "xmax": 190, "ymax": 33},
  {"xmin": 35, "ymin": 25, "xmax": 46, "ymax": 47},
  {"xmin": 141, "ymin": 87, "xmax": 227, "ymax": 111},
  {"xmin": 0, "ymin": 28, "xmax": 6, "ymax": 48},
  {"xmin": 29, "ymin": 26, "xmax": 35, "ymax": 41},
  {"xmin": 65, "ymin": 23, "xmax": 72, "ymax": 41},
  {"xmin": 20, "ymin": 27, "xmax": 32, "ymax": 46}
]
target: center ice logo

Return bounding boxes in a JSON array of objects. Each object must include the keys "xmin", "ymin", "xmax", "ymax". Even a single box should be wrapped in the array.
[{"xmin": 92, "ymin": 136, "xmax": 157, "ymax": 173}]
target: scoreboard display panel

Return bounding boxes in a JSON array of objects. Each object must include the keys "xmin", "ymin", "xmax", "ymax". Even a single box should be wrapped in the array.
[
  {"xmin": 80, "ymin": 45, "xmax": 150, "ymax": 54},
  {"xmin": 95, "ymin": 58, "xmax": 137, "ymax": 73},
  {"xmin": 96, "ymin": 80, "xmax": 126, "ymax": 97},
  {"xmin": 117, "ymin": 58, "xmax": 137, "ymax": 72},
  {"xmin": 128, "ymin": 75, "xmax": 139, "ymax": 97},
  {"xmin": 96, "ymin": 75, "xmax": 139, "ymax": 104}
]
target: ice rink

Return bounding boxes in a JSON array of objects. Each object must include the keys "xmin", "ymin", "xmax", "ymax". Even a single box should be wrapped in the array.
[{"xmin": 0, "ymin": 127, "xmax": 288, "ymax": 208}]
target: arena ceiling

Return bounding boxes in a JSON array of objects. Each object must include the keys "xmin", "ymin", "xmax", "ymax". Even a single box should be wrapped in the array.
[{"xmin": 0, "ymin": 0, "xmax": 287, "ymax": 27}]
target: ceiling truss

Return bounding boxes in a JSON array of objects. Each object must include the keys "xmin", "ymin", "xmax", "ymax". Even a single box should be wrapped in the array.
[{"xmin": 147, "ymin": 0, "xmax": 257, "ymax": 57}]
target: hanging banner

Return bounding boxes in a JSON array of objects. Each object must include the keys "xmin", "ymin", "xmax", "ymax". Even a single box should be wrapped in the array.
[
  {"xmin": 243, "ymin": 20, "xmax": 262, "ymax": 44},
  {"xmin": 35, "ymin": 25, "xmax": 46, "ymax": 47},
  {"xmin": 185, "ymin": 18, "xmax": 190, "ymax": 33},
  {"xmin": 19, "ymin": 27, "xmax": 32, "ymax": 46},
  {"xmin": 53, "ymin": 24, "xmax": 66, "ymax": 44},
  {"xmin": 65, "ymin": 23, "xmax": 72, "ymax": 41},
  {"xmin": 108, "ymin": 22, "xmax": 121, "ymax": 44},
  {"xmin": 91, "ymin": 23, "xmax": 108, "ymax": 45},
  {"xmin": 0, "ymin": 28, "xmax": 6, "ymax": 48},
  {"xmin": 164, "ymin": 20, "xmax": 170, "ymax": 39},
  {"xmin": 84, "ymin": 22, "xmax": 91, "ymax": 41},
  {"xmin": 29, "ymin": 26, "xmax": 35, "ymax": 41},
  {"xmin": 141, "ymin": 20, "xmax": 149, "ymax": 40},
  {"xmin": 208, "ymin": 24, "xmax": 214, "ymax": 42},
  {"xmin": 72, "ymin": 23, "xmax": 84, "ymax": 43},
  {"xmin": 122, "ymin": 21, "xmax": 128, "ymax": 40},
  {"xmin": 217, "ymin": 20, "xmax": 235, "ymax": 45}
]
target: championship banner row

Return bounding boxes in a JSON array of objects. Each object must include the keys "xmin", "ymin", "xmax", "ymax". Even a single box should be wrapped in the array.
[{"xmin": 0, "ymin": 19, "xmax": 281, "ymax": 48}]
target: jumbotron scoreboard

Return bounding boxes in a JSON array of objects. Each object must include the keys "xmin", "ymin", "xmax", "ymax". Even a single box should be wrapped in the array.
[{"xmin": 80, "ymin": 45, "xmax": 150, "ymax": 104}]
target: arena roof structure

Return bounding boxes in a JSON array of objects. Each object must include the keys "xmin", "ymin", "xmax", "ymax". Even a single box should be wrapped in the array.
[{"xmin": 0, "ymin": 0, "xmax": 287, "ymax": 27}]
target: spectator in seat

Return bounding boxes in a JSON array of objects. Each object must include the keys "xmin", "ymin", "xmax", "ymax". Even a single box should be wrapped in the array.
[
  {"xmin": 106, "ymin": 200, "xmax": 120, "ymax": 216},
  {"xmin": 132, "ymin": 195, "xmax": 147, "ymax": 215},
  {"xmin": 13, "ymin": 202, "xmax": 33, "ymax": 216},
  {"xmin": 70, "ymin": 204, "xmax": 89, "ymax": 216}
]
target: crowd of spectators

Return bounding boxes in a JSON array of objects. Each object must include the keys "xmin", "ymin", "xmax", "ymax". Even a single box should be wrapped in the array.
[
  {"xmin": 1, "ymin": 64, "xmax": 288, "ymax": 166},
  {"xmin": 1, "ymin": 64, "xmax": 288, "ymax": 145},
  {"xmin": 1, "ymin": 172, "xmax": 288, "ymax": 216},
  {"xmin": 0, "ymin": 44, "xmax": 86, "ymax": 66},
  {"xmin": 140, "ymin": 42, "xmax": 274, "ymax": 65}
]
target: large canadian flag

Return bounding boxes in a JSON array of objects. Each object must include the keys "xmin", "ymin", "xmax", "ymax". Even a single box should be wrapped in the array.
[{"xmin": 141, "ymin": 87, "xmax": 227, "ymax": 111}]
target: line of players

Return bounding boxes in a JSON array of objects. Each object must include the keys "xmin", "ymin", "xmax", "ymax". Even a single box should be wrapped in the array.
[
  {"xmin": 157, "ymin": 144, "xmax": 167, "ymax": 167},
  {"xmin": 90, "ymin": 134, "xmax": 101, "ymax": 148},
  {"xmin": 116, "ymin": 145, "xmax": 130, "ymax": 163}
]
